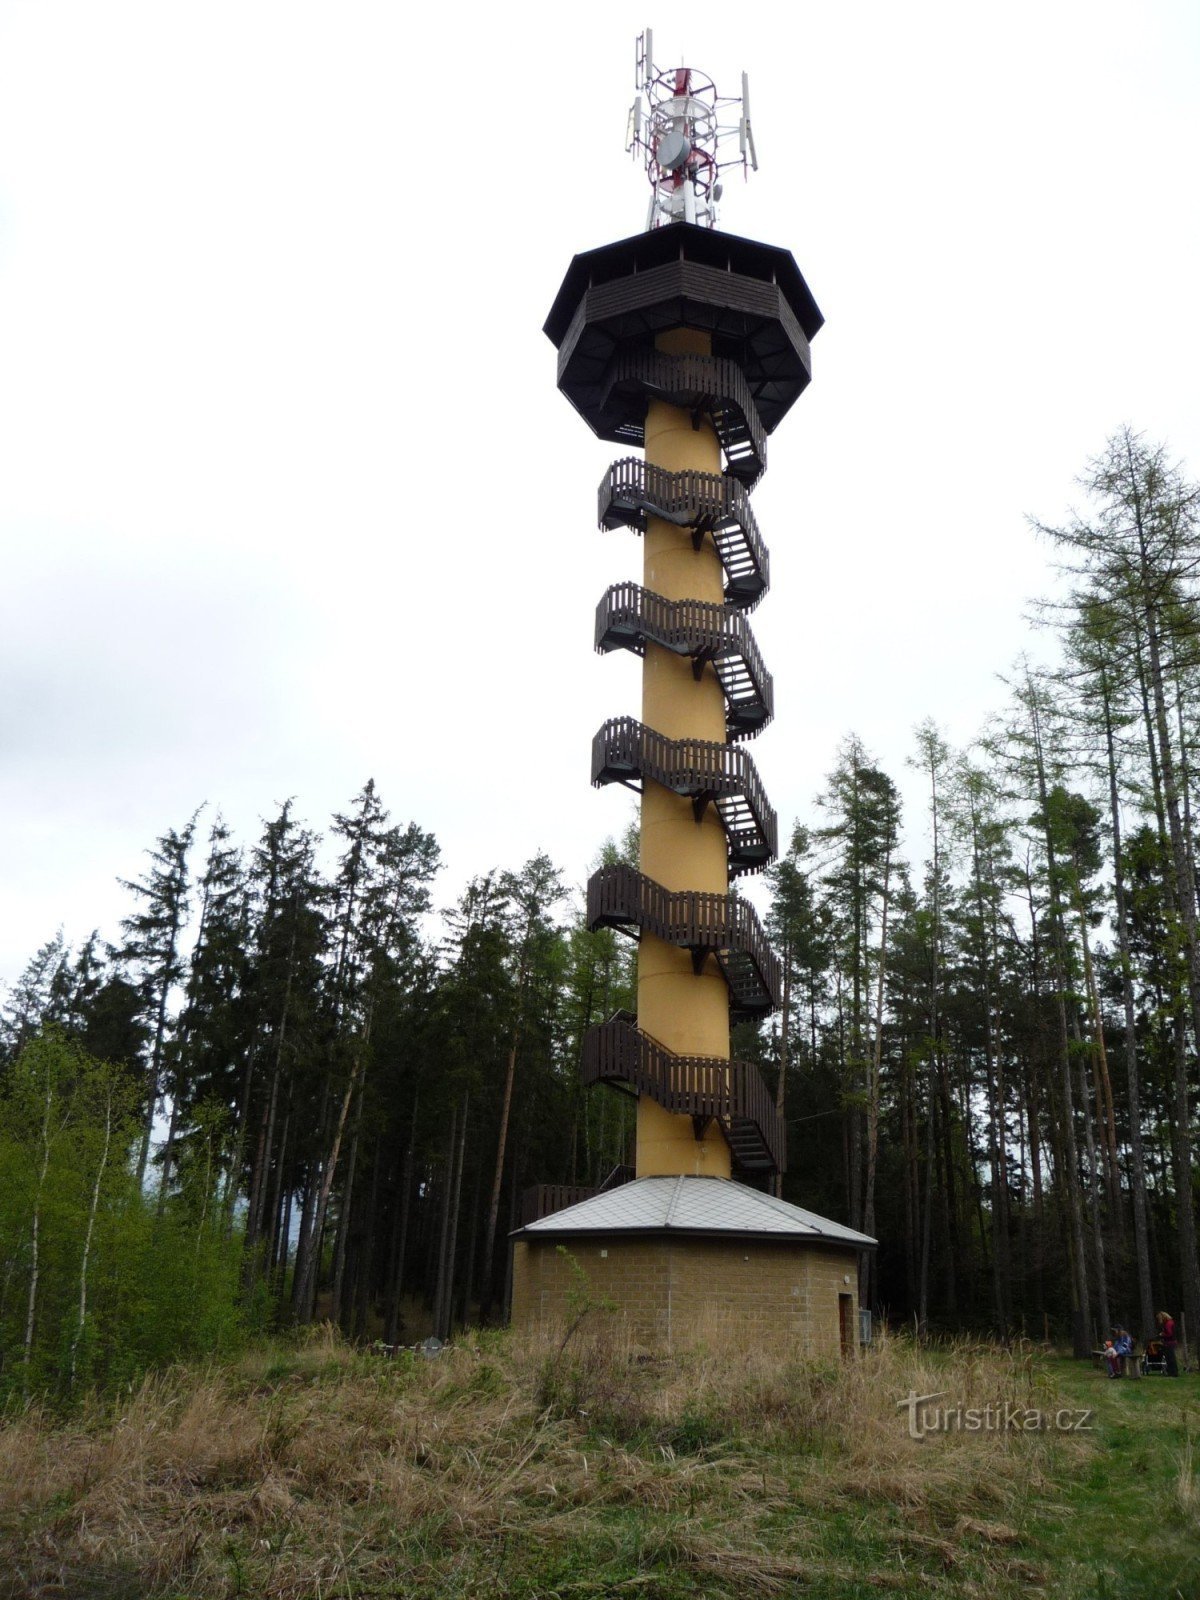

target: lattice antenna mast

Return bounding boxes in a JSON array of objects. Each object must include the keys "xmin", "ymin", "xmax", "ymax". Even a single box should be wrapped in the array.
[{"xmin": 625, "ymin": 28, "xmax": 758, "ymax": 232}]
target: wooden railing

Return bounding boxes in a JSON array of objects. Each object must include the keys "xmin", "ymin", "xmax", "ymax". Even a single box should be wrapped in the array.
[
  {"xmin": 582, "ymin": 1017, "xmax": 785, "ymax": 1174},
  {"xmin": 595, "ymin": 582, "xmax": 773, "ymax": 740},
  {"xmin": 518, "ymin": 1184, "xmax": 599, "ymax": 1226},
  {"xmin": 598, "ymin": 457, "xmax": 769, "ymax": 611},
  {"xmin": 601, "ymin": 351, "xmax": 767, "ymax": 487},
  {"xmin": 586, "ymin": 863, "xmax": 782, "ymax": 1017},
  {"xmin": 518, "ymin": 1165, "xmax": 635, "ymax": 1226},
  {"xmin": 592, "ymin": 717, "xmax": 778, "ymax": 877}
]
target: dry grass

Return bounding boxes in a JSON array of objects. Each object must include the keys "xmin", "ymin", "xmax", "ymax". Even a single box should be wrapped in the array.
[
  {"xmin": 1176, "ymin": 1436, "xmax": 1199, "ymax": 1532},
  {"xmin": 0, "ymin": 1323, "xmax": 1087, "ymax": 1599}
]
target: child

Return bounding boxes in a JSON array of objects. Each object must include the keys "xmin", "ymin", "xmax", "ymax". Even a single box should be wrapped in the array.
[{"xmin": 1112, "ymin": 1327, "xmax": 1133, "ymax": 1377}]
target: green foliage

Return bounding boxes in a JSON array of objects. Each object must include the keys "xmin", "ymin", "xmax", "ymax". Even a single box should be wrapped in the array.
[
  {"xmin": 535, "ymin": 1247, "xmax": 620, "ymax": 1414},
  {"xmin": 0, "ymin": 1030, "xmax": 251, "ymax": 1401},
  {"xmin": 558, "ymin": 1242, "xmax": 617, "ymax": 1331}
]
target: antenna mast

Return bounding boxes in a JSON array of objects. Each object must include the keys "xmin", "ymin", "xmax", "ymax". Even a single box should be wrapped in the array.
[{"xmin": 627, "ymin": 27, "xmax": 758, "ymax": 231}]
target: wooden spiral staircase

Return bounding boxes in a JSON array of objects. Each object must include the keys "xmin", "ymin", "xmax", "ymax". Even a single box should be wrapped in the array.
[
  {"xmin": 587, "ymin": 351, "xmax": 784, "ymax": 1176},
  {"xmin": 544, "ymin": 222, "xmax": 825, "ymax": 1186},
  {"xmin": 595, "ymin": 582, "xmax": 773, "ymax": 739}
]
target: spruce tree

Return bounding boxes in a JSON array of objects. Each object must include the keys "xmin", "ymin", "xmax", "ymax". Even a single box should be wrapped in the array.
[
  {"xmin": 158, "ymin": 816, "xmax": 251, "ymax": 1208},
  {"xmin": 115, "ymin": 816, "xmax": 198, "ymax": 1187},
  {"xmin": 478, "ymin": 852, "xmax": 566, "ymax": 1322},
  {"xmin": 815, "ymin": 736, "xmax": 901, "ymax": 1241},
  {"xmin": 0, "ymin": 932, "xmax": 69, "ymax": 1062}
]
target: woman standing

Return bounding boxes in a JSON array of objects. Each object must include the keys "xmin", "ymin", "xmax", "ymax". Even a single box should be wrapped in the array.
[{"xmin": 1157, "ymin": 1310, "xmax": 1179, "ymax": 1377}]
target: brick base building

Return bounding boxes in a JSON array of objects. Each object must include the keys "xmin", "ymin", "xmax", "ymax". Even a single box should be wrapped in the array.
[{"xmin": 510, "ymin": 1176, "xmax": 874, "ymax": 1356}]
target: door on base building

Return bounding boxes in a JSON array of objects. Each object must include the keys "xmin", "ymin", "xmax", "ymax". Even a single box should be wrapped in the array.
[{"xmin": 838, "ymin": 1293, "xmax": 853, "ymax": 1358}]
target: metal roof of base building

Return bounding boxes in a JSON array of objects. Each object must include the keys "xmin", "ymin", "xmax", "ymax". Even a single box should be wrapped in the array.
[{"xmin": 511, "ymin": 1176, "xmax": 876, "ymax": 1248}]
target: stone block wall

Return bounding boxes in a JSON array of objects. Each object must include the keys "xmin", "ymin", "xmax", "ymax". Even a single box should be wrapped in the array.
[{"xmin": 511, "ymin": 1235, "xmax": 862, "ymax": 1357}]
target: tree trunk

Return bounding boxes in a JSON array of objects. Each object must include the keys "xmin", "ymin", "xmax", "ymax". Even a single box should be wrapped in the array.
[
  {"xmin": 353, "ymin": 1137, "xmax": 382, "ymax": 1341},
  {"xmin": 295, "ymin": 1042, "xmax": 364, "ymax": 1322},
  {"xmin": 458, "ymin": 1160, "xmax": 483, "ymax": 1328},
  {"xmin": 1071, "ymin": 877, "xmax": 1121, "ymax": 1223},
  {"xmin": 1171, "ymin": 1012, "xmax": 1200, "ymax": 1348},
  {"xmin": 479, "ymin": 1029, "xmax": 520, "ymax": 1322},
  {"xmin": 136, "ymin": 976, "xmax": 173, "ymax": 1190},
  {"xmin": 1025, "ymin": 676, "xmax": 1091, "ymax": 1354},
  {"xmin": 432, "ymin": 1103, "xmax": 458, "ymax": 1338},
  {"xmin": 1100, "ymin": 667, "xmax": 1156, "ymax": 1340},
  {"xmin": 1132, "ymin": 511, "xmax": 1200, "ymax": 1341},
  {"xmin": 23, "ymin": 1057, "xmax": 55, "ymax": 1387},
  {"xmin": 1074, "ymin": 1028, "xmax": 1111, "ymax": 1338},
  {"xmin": 773, "ymin": 941, "xmax": 791, "ymax": 1200},
  {"xmin": 267, "ymin": 1099, "xmax": 293, "ymax": 1291},
  {"xmin": 438, "ymin": 1093, "xmax": 469, "ymax": 1339},
  {"xmin": 917, "ymin": 1063, "xmax": 936, "ymax": 1337},
  {"xmin": 69, "ymin": 1081, "xmax": 115, "ymax": 1389},
  {"xmin": 862, "ymin": 849, "xmax": 892, "ymax": 1306},
  {"xmin": 331, "ymin": 1075, "xmax": 366, "ymax": 1325},
  {"xmin": 384, "ymin": 1090, "xmax": 419, "ymax": 1346},
  {"xmin": 901, "ymin": 1050, "xmax": 918, "ymax": 1310},
  {"xmin": 154, "ymin": 1092, "xmax": 182, "ymax": 1219}
]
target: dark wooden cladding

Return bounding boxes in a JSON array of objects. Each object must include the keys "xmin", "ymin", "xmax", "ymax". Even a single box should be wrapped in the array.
[
  {"xmin": 544, "ymin": 222, "xmax": 823, "ymax": 349},
  {"xmin": 595, "ymin": 582, "xmax": 773, "ymax": 740},
  {"xmin": 599, "ymin": 457, "xmax": 769, "ymax": 611},
  {"xmin": 586, "ymin": 261, "xmax": 813, "ymax": 403},
  {"xmin": 519, "ymin": 1184, "xmax": 601, "ymax": 1226},
  {"xmin": 602, "ymin": 351, "xmax": 767, "ymax": 486},
  {"xmin": 586, "ymin": 863, "xmax": 782, "ymax": 1018},
  {"xmin": 544, "ymin": 226, "xmax": 822, "ymax": 446},
  {"xmin": 592, "ymin": 717, "xmax": 778, "ymax": 878},
  {"xmin": 582, "ymin": 1017, "xmax": 786, "ymax": 1174}
]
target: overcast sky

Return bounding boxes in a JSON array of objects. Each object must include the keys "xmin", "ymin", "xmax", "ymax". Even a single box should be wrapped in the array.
[{"xmin": 2, "ymin": 1, "xmax": 1199, "ymax": 989}]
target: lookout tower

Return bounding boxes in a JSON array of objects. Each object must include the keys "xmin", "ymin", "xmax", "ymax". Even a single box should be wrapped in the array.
[{"xmin": 511, "ymin": 34, "xmax": 874, "ymax": 1353}]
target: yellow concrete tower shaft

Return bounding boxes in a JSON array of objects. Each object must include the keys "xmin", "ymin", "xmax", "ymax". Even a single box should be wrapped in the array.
[{"xmin": 636, "ymin": 329, "xmax": 732, "ymax": 1178}]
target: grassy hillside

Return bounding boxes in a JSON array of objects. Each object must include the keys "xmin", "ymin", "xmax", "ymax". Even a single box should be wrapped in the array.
[{"xmin": 1, "ymin": 1323, "xmax": 1195, "ymax": 1599}]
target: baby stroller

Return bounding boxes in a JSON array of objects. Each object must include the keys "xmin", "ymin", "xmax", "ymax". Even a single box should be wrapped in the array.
[{"xmin": 1141, "ymin": 1339, "xmax": 1169, "ymax": 1375}]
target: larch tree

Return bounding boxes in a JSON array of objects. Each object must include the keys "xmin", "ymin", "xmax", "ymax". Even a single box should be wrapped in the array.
[{"xmin": 1034, "ymin": 428, "xmax": 1200, "ymax": 1348}]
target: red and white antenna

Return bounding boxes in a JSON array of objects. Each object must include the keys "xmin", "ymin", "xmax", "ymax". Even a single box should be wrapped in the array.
[{"xmin": 626, "ymin": 28, "xmax": 758, "ymax": 232}]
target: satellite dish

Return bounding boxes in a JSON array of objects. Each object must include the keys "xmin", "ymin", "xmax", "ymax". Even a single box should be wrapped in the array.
[{"xmin": 656, "ymin": 130, "xmax": 691, "ymax": 171}]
